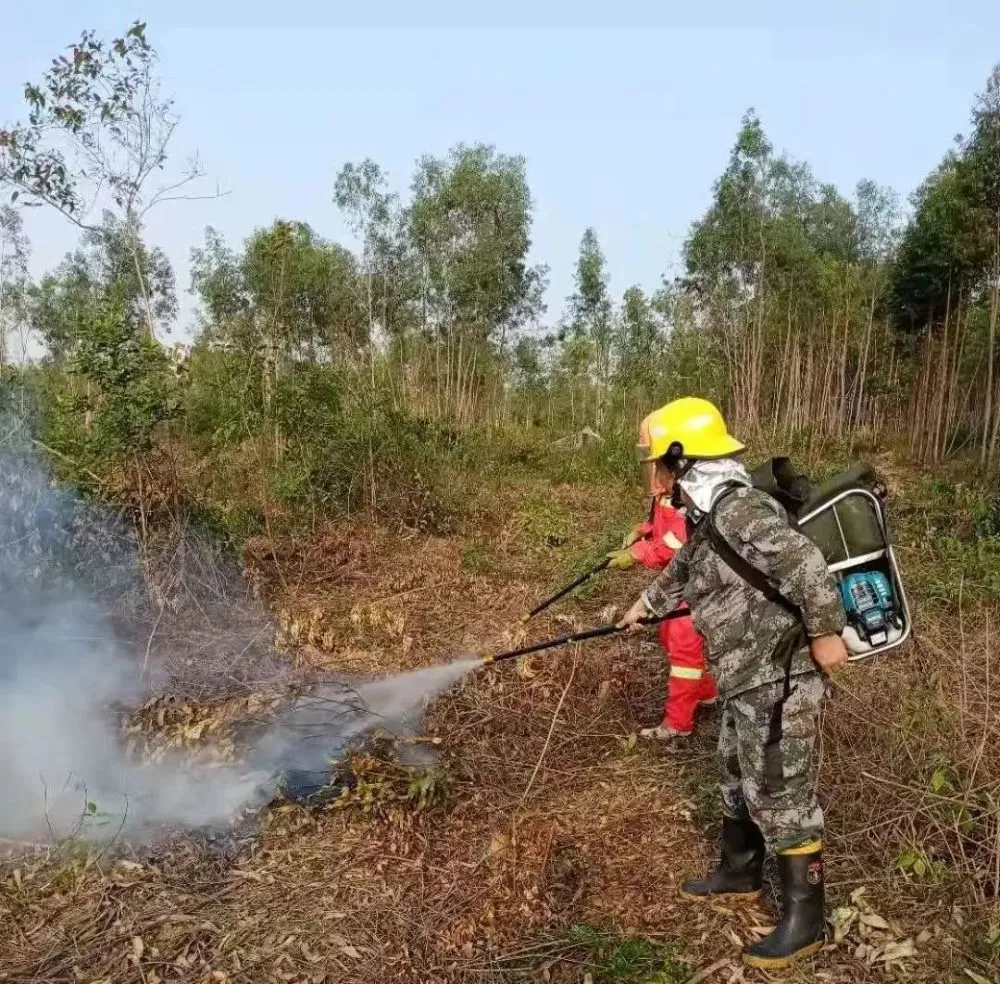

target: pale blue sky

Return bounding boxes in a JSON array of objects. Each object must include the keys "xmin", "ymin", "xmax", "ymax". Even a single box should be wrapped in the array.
[{"xmin": 3, "ymin": 2, "xmax": 1000, "ymax": 337}]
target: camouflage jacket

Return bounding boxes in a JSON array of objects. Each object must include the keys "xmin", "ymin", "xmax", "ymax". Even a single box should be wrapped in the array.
[{"xmin": 642, "ymin": 486, "xmax": 846, "ymax": 699}]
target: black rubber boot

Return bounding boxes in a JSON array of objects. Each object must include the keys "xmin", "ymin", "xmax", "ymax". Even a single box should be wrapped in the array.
[
  {"xmin": 679, "ymin": 817, "xmax": 765, "ymax": 901},
  {"xmin": 743, "ymin": 848, "xmax": 826, "ymax": 969}
]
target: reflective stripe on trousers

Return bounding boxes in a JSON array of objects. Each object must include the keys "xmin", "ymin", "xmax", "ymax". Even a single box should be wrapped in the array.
[{"xmin": 670, "ymin": 665, "xmax": 703, "ymax": 680}]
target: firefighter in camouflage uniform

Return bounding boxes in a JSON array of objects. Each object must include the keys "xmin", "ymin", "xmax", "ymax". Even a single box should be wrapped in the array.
[{"xmin": 618, "ymin": 397, "xmax": 849, "ymax": 970}]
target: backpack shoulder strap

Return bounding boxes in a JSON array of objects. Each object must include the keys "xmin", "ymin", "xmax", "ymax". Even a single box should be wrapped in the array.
[
  {"xmin": 709, "ymin": 487, "xmax": 815, "ymax": 754},
  {"xmin": 707, "ymin": 487, "xmax": 800, "ymax": 618}
]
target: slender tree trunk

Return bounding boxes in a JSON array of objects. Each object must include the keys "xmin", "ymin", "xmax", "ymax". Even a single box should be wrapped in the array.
[
  {"xmin": 128, "ymin": 226, "xmax": 157, "ymax": 343},
  {"xmin": 772, "ymin": 297, "xmax": 794, "ymax": 440},
  {"xmin": 987, "ymin": 279, "xmax": 1000, "ymax": 465},
  {"xmin": 982, "ymin": 217, "xmax": 999, "ymax": 465},
  {"xmin": 0, "ymin": 233, "xmax": 8, "ymax": 370},
  {"xmin": 837, "ymin": 287, "xmax": 851, "ymax": 436},
  {"xmin": 943, "ymin": 289, "xmax": 965, "ymax": 457},
  {"xmin": 435, "ymin": 327, "xmax": 443, "ymax": 421},
  {"xmin": 875, "ymin": 338, "xmax": 895, "ymax": 442},
  {"xmin": 932, "ymin": 282, "xmax": 953, "ymax": 461},
  {"xmin": 790, "ymin": 330, "xmax": 803, "ymax": 435}
]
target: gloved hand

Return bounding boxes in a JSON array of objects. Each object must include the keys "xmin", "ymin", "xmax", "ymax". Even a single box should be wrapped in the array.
[
  {"xmin": 606, "ymin": 549, "xmax": 637, "ymax": 571},
  {"xmin": 621, "ymin": 525, "xmax": 645, "ymax": 549}
]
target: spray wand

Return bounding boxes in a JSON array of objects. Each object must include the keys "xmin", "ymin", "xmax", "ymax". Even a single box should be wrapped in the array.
[
  {"xmin": 524, "ymin": 557, "xmax": 612, "ymax": 619},
  {"xmin": 492, "ymin": 510, "xmax": 668, "ymax": 666},
  {"xmin": 480, "ymin": 610, "xmax": 685, "ymax": 665},
  {"xmin": 524, "ymin": 497, "xmax": 655, "ymax": 620}
]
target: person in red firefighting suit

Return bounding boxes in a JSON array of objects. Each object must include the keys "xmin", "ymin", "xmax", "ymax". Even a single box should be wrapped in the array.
[{"xmin": 605, "ymin": 415, "xmax": 718, "ymax": 739}]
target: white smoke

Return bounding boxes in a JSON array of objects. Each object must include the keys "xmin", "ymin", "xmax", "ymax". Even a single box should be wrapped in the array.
[{"xmin": 0, "ymin": 432, "xmax": 479, "ymax": 843}]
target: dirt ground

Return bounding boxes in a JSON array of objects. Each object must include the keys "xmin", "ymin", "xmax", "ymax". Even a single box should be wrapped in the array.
[{"xmin": 0, "ymin": 480, "xmax": 996, "ymax": 983}]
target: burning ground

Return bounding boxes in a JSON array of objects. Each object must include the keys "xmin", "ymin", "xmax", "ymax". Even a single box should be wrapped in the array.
[{"xmin": 0, "ymin": 468, "xmax": 998, "ymax": 983}]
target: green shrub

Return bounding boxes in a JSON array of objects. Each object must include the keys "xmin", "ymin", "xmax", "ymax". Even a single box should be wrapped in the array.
[
  {"xmin": 544, "ymin": 428, "xmax": 635, "ymax": 487},
  {"xmin": 919, "ymin": 536, "xmax": 1000, "ymax": 605},
  {"xmin": 511, "ymin": 492, "xmax": 574, "ymax": 555},
  {"xmin": 460, "ymin": 537, "xmax": 498, "ymax": 574},
  {"xmin": 45, "ymin": 292, "xmax": 181, "ymax": 466},
  {"xmin": 450, "ymin": 425, "xmax": 550, "ymax": 475},
  {"xmin": 182, "ymin": 347, "xmax": 265, "ymax": 447},
  {"xmin": 972, "ymin": 491, "xmax": 1000, "ymax": 539},
  {"xmin": 564, "ymin": 925, "xmax": 691, "ymax": 983}
]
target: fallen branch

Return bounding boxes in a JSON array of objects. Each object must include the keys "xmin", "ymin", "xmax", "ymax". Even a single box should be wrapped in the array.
[
  {"xmin": 29, "ymin": 438, "xmax": 108, "ymax": 489},
  {"xmin": 683, "ymin": 958, "xmax": 732, "ymax": 984},
  {"xmin": 519, "ymin": 649, "xmax": 579, "ymax": 806},
  {"xmin": 860, "ymin": 771, "xmax": 1000, "ymax": 814}
]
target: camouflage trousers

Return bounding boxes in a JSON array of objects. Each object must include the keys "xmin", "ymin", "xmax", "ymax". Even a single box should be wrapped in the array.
[{"xmin": 718, "ymin": 670, "xmax": 826, "ymax": 852}]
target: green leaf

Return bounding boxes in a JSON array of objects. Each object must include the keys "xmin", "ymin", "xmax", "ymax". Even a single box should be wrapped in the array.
[{"xmin": 86, "ymin": 801, "xmax": 97, "ymax": 814}]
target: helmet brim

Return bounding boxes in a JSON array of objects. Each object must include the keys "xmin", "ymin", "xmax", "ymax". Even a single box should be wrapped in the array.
[{"xmin": 642, "ymin": 435, "xmax": 746, "ymax": 463}]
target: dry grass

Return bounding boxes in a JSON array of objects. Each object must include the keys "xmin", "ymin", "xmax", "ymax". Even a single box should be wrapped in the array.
[
  {"xmin": 822, "ymin": 608, "xmax": 1000, "ymax": 975},
  {"xmin": 1, "ymin": 477, "xmax": 998, "ymax": 983}
]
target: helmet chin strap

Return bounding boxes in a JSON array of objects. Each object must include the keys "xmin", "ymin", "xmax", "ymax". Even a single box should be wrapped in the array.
[{"xmin": 663, "ymin": 441, "xmax": 695, "ymax": 480}]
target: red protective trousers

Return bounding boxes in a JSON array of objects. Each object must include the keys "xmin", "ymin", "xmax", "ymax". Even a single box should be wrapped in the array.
[{"xmin": 632, "ymin": 498, "xmax": 717, "ymax": 734}]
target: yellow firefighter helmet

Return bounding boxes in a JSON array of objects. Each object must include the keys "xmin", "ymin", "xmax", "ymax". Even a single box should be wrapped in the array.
[{"xmin": 641, "ymin": 397, "xmax": 745, "ymax": 462}]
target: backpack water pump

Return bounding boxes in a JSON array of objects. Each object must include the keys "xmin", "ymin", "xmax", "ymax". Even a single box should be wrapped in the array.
[
  {"xmin": 748, "ymin": 458, "xmax": 911, "ymax": 660},
  {"xmin": 840, "ymin": 571, "xmax": 904, "ymax": 651}
]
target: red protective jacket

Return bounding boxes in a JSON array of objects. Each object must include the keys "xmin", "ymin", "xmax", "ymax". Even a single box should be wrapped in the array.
[
  {"xmin": 631, "ymin": 498, "xmax": 688, "ymax": 569},
  {"xmin": 629, "ymin": 496, "xmax": 704, "ymax": 669}
]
